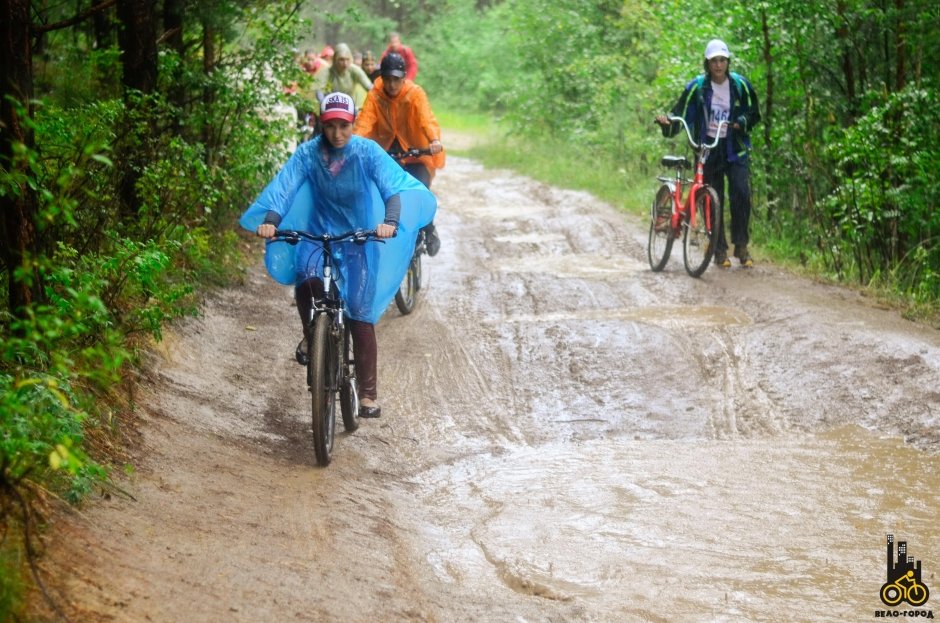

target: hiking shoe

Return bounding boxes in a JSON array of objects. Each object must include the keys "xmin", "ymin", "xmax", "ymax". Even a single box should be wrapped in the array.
[
  {"xmin": 425, "ymin": 227, "xmax": 441, "ymax": 257},
  {"xmin": 359, "ymin": 398, "xmax": 381, "ymax": 418},
  {"xmin": 295, "ymin": 335, "xmax": 309, "ymax": 365},
  {"xmin": 735, "ymin": 245, "xmax": 753, "ymax": 267},
  {"xmin": 714, "ymin": 249, "xmax": 731, "ymax": 268}
]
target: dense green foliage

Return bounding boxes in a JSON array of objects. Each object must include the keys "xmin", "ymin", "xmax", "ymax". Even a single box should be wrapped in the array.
[
  {"xmin": 411, "ymin": 0, "xmax": 939, "ymax": 311},
  {"xmin": 0, "ymin": 1, "xmax": 309, "ymax": 615}
]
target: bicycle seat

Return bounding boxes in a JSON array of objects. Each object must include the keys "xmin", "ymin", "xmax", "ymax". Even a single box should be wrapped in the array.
[{"xmin": 661, "ymin": 155, "xmax": 690, "ymax": 169}]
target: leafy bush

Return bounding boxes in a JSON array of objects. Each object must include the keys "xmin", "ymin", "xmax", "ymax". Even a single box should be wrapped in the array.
[{"xmin": 822, "ymin": 83, "xmax": 940, "ymax": 294}]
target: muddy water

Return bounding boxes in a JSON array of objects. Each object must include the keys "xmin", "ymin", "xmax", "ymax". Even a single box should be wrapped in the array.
[
  {"xmin": 382, "ymin": 155, "xmax": 940, "ymax": 620},
  {"xmin": 406, "ymin": 428, "xmax": 939, "ymax": 620}
]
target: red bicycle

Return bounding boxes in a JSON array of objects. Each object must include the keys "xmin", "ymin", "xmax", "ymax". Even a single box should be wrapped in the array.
[{"xmin": 648, "ymin": 115, "xmax": 727, "ymax": 277}]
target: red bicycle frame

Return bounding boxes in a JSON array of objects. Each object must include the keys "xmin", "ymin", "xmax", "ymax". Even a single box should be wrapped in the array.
[{"xmin": 664, "ymin": 116, "xmax": 726, "ymax": 234}]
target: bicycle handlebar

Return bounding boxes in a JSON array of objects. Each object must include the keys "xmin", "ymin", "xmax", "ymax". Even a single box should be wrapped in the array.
[
  {"xmin": 665, "ymin": 115, "xmax": 728, "ymax": 152},
  {"xmin": 273, "ymin": 229, "xmax": 384, "ymax": 245},
  {"xmin": 387, "ymin": 147, "xmax": 433, "ymax": 160}
]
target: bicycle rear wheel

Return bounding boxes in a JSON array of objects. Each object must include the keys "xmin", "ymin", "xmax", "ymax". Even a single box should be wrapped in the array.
[
  {"xmin": 308, "ymin": 313, "xmax": 336, "ymax": 466},
  {"xmin": 339, "ymin": 324, "xmax": 359, "ymax": 432},
  {"xmin": 413, "ymin": 251, "xmax": 423, "ymax": 291},
  {"xmin": 683, "ymin": 186, "xmax": 721, "ymax": 278},
  {"xmin": 395, "ymin": 254, "xmax": 419, "ymax": 315},
  {"xmin": 648, "ymin": 185, "xmax": 675, "ymax": 272}
]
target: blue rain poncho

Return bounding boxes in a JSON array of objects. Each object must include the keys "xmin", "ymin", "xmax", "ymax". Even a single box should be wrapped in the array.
[{"xmin": 240, "ymin": 135, "xmax": 437, "ymax": 324}]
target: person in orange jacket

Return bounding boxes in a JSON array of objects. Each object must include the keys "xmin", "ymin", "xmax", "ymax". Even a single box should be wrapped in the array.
[{"xmin": 354, "ymin": 52, "xmax": 444, "ymax": 256}]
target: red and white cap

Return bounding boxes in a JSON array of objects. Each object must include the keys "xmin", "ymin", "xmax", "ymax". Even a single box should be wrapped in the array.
[{"xmin": 320, "ymin": 92, "xmax": 355, "ymax": 123}]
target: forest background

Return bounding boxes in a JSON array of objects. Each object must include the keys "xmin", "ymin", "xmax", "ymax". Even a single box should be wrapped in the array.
[{"xmin": 1, "ymin": 0, "xmax": 937, "ymax": 617}]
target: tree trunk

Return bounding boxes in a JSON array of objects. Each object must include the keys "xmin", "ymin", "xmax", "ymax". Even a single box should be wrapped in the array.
[
  {"xmin": 162, "ymin": 0, "xmax": 183, "ymax": 52},
  {"xmin": 201, "ymin": 19, "xmax": 217, "ymax": 162},
  {"xmin": 894, "ymin": 0, "xmax": 906, "ymax": 92},
  {"xmin": 0, "ymin": 0, "xmax": 41, "ymax": 315},
  {"xmin": 115, "ymin": 0, "xmax": 157, "ymax": 214},
  {"xmin": 759, "ymin": 7, "xmax": 773, "ymax": 149},
  {"xmin": 836, "ymin": 0, "xmax": 856, "ymax": 118},
  {"xmin": 116, "ymin": 0, "xmax": 157, "ymax": 94},
  {"xmin": 93, "ymin": 2, "xmax": 114, "ymax": 48},
  {"xmin": 163, "ymin": 0, "xmax": 185, "ymax": 129}
]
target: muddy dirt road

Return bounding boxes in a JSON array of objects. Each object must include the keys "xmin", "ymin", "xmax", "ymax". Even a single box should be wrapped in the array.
[{"xmin": 34, "ymin": 142, "xmax": 940, "ymax": 622}]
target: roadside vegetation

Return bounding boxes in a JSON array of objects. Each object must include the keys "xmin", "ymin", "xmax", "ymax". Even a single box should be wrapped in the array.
[
  {"xmin": 1, "ymin": 1, "xmax": 305, "ymax": 618},
  {"xmin": 1, "ymin": 0, "xmax": 937, "ymax": 618}
]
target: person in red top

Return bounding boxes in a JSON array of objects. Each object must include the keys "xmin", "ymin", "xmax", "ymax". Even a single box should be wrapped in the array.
[{"xmin": 380, "ymin": 31, "xmax": 418, "ymax": 81}]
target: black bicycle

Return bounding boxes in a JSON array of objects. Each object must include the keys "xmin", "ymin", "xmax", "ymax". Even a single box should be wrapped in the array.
[
  {"xmin": 273, "ymin": 229, "xmax": 382, "ymax": 466},
  {"xmin": 388, "ymin": 147, "xmax": 433, "ymax": 315},
  {"xmin": 394, "ymin": 229, "xmax": 426, "ymax": 314}
]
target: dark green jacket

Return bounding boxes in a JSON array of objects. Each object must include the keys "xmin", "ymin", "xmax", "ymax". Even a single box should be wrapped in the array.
[{"xmin": 661, "ymin": 71, "xmax": 761, "ymax": 162}]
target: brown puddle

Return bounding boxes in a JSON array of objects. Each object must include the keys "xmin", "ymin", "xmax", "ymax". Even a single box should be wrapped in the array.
[{"xmin": 412, "ymin": 425, "xmax": 940, "ymax": 620}]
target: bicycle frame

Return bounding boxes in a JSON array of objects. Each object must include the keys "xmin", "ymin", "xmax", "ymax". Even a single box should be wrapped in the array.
[
  {"xmin": 662, "ymin": 116, "xmax": 727, "ymax": 233},
  {"xmin": 272, "ymin": 228, "xmax": 380, "ymax": 465},
  {"xmin": 277, "ymin": 229, "xmax": 378, "ymax": 323}
]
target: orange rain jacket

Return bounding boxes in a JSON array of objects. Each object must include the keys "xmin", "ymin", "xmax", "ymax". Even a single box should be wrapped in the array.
[{"xmin": 354, "ymin": 78, "xmax": 445, "ymax": 180}]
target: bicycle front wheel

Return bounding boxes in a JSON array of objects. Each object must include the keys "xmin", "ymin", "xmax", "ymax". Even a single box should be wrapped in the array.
[
  {"xmin": 308, "ymin": 313, "xmax": 336, "ymax": 466},
  {"xmin": 395, "ymin": 255, "xmax": 419, "ymax": 315},
  {"xmin": 339, "ymin": 324, "xmax": 360, "ymax": 432},
  {"xmin": 648, "ymin": 185, "xmax": 675, "ymax": 272},
  {"xmin": 683, "ymin": 186, "xmax": 721, "ymax": 278}
]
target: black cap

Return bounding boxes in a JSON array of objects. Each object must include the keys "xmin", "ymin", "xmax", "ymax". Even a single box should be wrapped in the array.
[{"xmin": 380, "ymin": 52, "xmax": 406, "ymax": 78}]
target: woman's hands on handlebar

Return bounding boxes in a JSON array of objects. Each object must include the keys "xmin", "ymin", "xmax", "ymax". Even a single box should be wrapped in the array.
[
  {"xmin": 375, "ymin": 223, "xmax": 397, "ymax": 239},
  {"xmin": 254, "ymin": 223, "xmax": 397, "ymax": 239}
]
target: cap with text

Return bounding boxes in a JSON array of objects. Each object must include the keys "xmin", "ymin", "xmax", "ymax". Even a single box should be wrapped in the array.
[{"xmin": 320, "ymin": 92, "xmax": 355, "ymax": 123}]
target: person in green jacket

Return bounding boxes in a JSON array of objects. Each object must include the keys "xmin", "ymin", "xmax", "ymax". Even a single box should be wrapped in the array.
[{"xmin": 313, "ymin": 43, "xmax": 373, "ymax": 110}]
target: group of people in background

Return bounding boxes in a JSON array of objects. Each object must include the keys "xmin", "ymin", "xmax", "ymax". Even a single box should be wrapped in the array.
[
  {"xmin": 295, "ymin": 31, "xmax": 419, "ymax": 110},
  {"xmin": 247, "ymin": 29, "xmax": 444, "ymax": 419}
]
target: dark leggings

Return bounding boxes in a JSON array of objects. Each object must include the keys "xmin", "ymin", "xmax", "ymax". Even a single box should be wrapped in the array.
[
  {"xmin": 296, "ymin": 278, "xmax": 378, "ymax": 401},
  {"xmin": 404, "ymin": 162, "xmax": 431, "ymax": 188},
  {"xmin": 704, "ymin": 138, "xmax": 752, "ymax": 253},
  {"xmin": 404, "ymin": 163, "xmax": 436, "ymax": 237}
]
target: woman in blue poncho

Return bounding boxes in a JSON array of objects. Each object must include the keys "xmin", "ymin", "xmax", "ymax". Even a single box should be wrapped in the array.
[{"xmin": 241, "ymin": 92, "xmax": 436, "ymax": 419}]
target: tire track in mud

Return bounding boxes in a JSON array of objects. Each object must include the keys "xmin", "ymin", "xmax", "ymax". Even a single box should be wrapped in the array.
[{"xmin": 697, "ymin": 327, "xmax": 789, "ymax": 439}]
